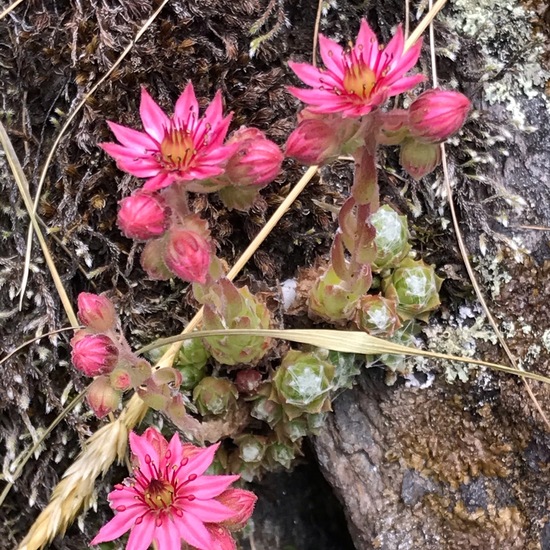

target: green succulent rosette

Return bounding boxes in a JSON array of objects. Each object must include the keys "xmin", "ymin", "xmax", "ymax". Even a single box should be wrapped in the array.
[
  {"xmin": 234, "ymin": 434, "xmax": 268, "ymax": 464},
  {"xmin": 382, "ymin": 258, "xmax": 443, "ymax": 321},
  {"xmin": 355, "ymin": 294, "xmax": 401, "ymax": 336},
  {"xmin": 192, "ymin": 376, "xmax": 238, "ymax": 416},
  {"xmin": 280, "ymin": 417, "xmax": 309, "ymax": 442},
  {"xmin": 250, "ymin": 394, "xmax": 283, "ymax": 427},
  {"xmin": 370, "ymin": 205, "xmax": 411, "ymax": 271},
  {"xmin": 174, "ymin": 339, "xmax": 210, "ymax": 390},
  {"xmin": 202, "ymin": 278, "xmax": 272, "ymax": 366},
  {"xmin": 270, "ymin": 350, "xmax": 335, "ymax": 420},
  {"xmin": 308, "ymin": 266, "xmax": 370, "ymax": 323},
  {"xmin": 327, "ymin": 350, "xmax": 360, "ymax": 390},
  {"xmin": 266, "ymin": 441, "xmax": 301, "ymax": 470}
]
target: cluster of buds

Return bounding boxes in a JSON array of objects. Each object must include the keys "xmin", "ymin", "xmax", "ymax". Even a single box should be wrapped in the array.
[
  {"xmin": 71, "ymin": 292, "xmax": 149, "ymax": 417},
  {"xmin": 223, "ymin": 350, "xmax": 360, "ymax": 480},
  {"xmin": 285, "ymin": 19, "xmax": 470, "ymax": 179},
  {"xmin": 71, "ymin": 293, "xmax": 199, "ymax": 434},
  {"xmin": 101, "ymin": 83, "xmax": 283, "ymax": 285}
]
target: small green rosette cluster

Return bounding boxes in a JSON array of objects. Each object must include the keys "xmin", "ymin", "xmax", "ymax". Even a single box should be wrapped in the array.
[
  {"xmin": 192, "ymin": 376, "xmax": 238, "ymax": 416},
  {"xmin": 370, "ymin": 205, "xmax": 411, "ymax": 271},
  {"xmin": 308, "ymin": 266, "xmax": 370, "ymax": 323},
  {"xmin": 202, "ymin": 278, "xmax": 272, "ymax": 366},
  {"xmin": 174, "ymin": 339, "xmax": 210, "ymax": 390},
  {"xmin": 382, "ymin": 258, "xmax": 443, "ymax": 321},
  {"xmin": 270, "ymin": 350, "xmax": 335, "ymax": 420},
  {"xmin": 355, "ymin": 294, "xmax": 401, "ymax": 336}
]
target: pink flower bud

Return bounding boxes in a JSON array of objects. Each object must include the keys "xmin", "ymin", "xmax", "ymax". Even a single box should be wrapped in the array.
[
  {"xmin": 207, "ymin": 526, "xmax": 238, "ymax": 550},
  {"xmin": 217, "ymin": 488, "xmax": 257, "ymax": 530},
  {"xmin": 286, "ymin": 119, "xmax": 338, "ymax": 165},
  {"xmin": 164, "ymin": 227, "xmax": 211, "ymax": 284},
  {"xmin": 71, "ymin": 332, "xmax": 119, "ymax": 376},
  {"xmin": 141, "ymin": 426, "xmax": 169, "ymax": 458},
  {"xmin": 399, "ymin": 138, "xmax": 441, "ymax": 180},
  {"xmin": 86, "ymin": 375, "xmax": 122, "ymax": 418},
  {"xmin": 109, "ymin": 367, "xmax": 133, "ymax": 391},
  {"xmin": 224, "ymin": 127, "xmax": 283, "ymax": 187},
  {"xmin": 77, "ymin": 292, "xmax": 116, "ymax": 332},
  {"xmin": 117, "ymin": 191, "xmax": 169, "ymax": 240},
  {"xmin": 408, "ymin": 89, "xmax": 471, "ymax": 143}
]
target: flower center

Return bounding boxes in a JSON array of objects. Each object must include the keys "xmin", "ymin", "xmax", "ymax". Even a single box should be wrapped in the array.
[
  {"xmin": 160, "ymin": 128, "xmax": 196, "ymax": 172},
  {"xmin": 144, "ymin": 478, "xmax": 176, "ymax": 510},
  {"xmin": 343, "ymin": 63, "xmax": 376, "ymax": 99}
]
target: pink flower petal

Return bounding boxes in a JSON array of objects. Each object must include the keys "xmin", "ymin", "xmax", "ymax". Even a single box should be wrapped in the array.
[
  {"xmin": 129, "ymin": 431, "xmax": 161, "ymax": 468},
  {"xmin": 126, "ymin": 515, "xmax": 156, "ymax": 550},
  {"xmin": 206, "ymin": 117, "xmax": 234, "ymax": 150},
  {"xmin": 100, "ymin": 142, "xmax": 147, "ymax": 160},
  {"xmin": 154, "ymin": 518, "xmax": 183, "ymax": 550},
  {"xmin": 384, "ymin": 74, "xmax": 425, "ymax": 96},
  {"xmin": 183, "ymin": 442, "xmax": 220, "ymax": 478},
  {"xmin": 107, "ymin": 121, "xmax": 159, "ymax": 151},
  {"xmin": 185, "ymin": 165, "xmax": 225, "ymax": 181},
  {"xmin": 117, "ymin": 158, "xmax": 162, "ymax": 178},
  {"xmin": 165, "ymin": 432, "xmax": 183, "ymax": 466},
  {"xmin": 384, "ymin": 40, "xmax": 423, "ymax": 85},
  {"xmin": 184, "ymin": 499, "xmax": 235, "ymax": 523},
  {"xmin": 286, "ymin": 86, "xmax": 348, "ymax": 110},
  {"xmin": 203, "ymin": 91, "xmax": 224, "ymax": 129},
  {"xmin": 174, "ymin": 82, "xmax": 199, "ymax": 129},
  {"xmin": 176, "ymin": 511, "xmax": 213, "ymax": 550},
  {"xmin": 90, "ymin": 508, "xmax": 141, "ymax": 544},
  {"xmin": 184, "ymin": 474, "xmax": 240, "ymax": 499},
  {"xmin": 377, "ymin": 25, "xmax": 404, "ymax": 77},
  {"xmin": 288, "ymin": 61, "xmax": 325, "ymax": 88},
  {"xmin": 143, "ymin": 172, "xmax": 174, "ymax": 191},
  {"xmin": 356, "ymin": 19, "xmax": 379, "ymax": 67},
  {"xmin": 318, "ymin": 34, "xmax": 345, "ymax": 77},
  {"xmin": 140, "ymin": 88, "xmax": 170, "ymax": 142},
  {"xmin": 109, "ymin": 488, "xmax": 146, "ymax": 509}
]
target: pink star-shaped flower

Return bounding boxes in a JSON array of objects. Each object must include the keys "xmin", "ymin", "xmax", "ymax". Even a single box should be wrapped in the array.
[
  {"xmin": 288, "ymin": 19, "xmax": 425, "ymax": 118},
  {"xmin": 91, "ymin": 429, "xmax": 251, "ymax": 550},
  {"xmin": 100, "ymin": 84, "xmax": 237, "ymax": 191}
]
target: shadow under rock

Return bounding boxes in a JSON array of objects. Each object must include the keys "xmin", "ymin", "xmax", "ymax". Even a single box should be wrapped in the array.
[{"xmin": 241, "ymin": 453, "xmax": 356, "ymax": 550}]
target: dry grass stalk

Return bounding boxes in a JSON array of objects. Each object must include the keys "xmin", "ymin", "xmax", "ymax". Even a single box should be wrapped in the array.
[{"xmin": 18, "ymin": 419, "xmax": 127, "ymax": 550}]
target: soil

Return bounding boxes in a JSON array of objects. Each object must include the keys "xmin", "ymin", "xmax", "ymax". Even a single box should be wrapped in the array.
[{"xmin": 1, "ymin": 0, "xmax": 550, "ymax": 549}]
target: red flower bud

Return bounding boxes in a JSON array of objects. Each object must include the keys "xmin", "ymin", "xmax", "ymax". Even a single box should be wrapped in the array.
[
  {"xmin": 224, "ymin": 127, "xmax": 283, "ymax": 187},
  {"xmin": 77, "ymin": 292, "xmax": 116, "ymax": 332},
  {"xmin": 164, "ymin": 227, "xmax": 211, "ymax": 284},
  {"xmin": 117, "ymin": 191, "xmax": 168, "ymax": 240},
  {"xmin": 86, "ymin": 375, "xmax": 122, "ymax": 418},
  {"xmin": 408, "ymin": 89, "xmax": 471, "ymax": 143},
  {"xmin": 217, "ymin": 488, "xmax": 257, "ymax": 530},
  {"xmin": 71, "ymin": 332, "xmax": 119, "ymax": 376},
  {"xmin": 286, "ymin": 119, "xmax": 337, "ymax": 165}
]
